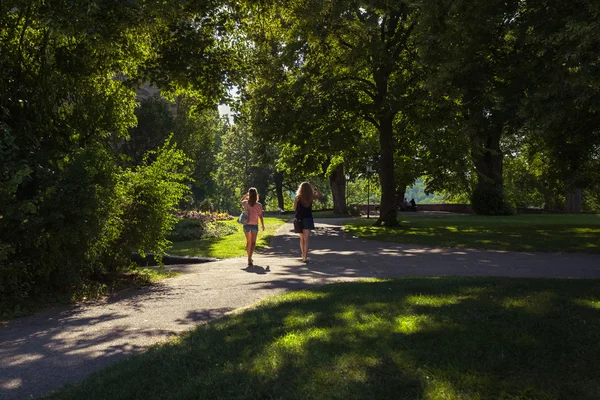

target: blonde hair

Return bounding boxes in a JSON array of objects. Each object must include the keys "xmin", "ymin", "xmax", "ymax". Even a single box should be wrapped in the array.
[
  {"xmin": 296, "ymin": 182, "xmax": 313, "ymax": 207},
  {"xmin": 248, "ymin": 187, "xmax": 258, "ymax": 206}
]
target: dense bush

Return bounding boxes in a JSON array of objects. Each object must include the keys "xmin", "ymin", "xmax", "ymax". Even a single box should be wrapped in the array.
[
  {"xmin": 0, "ymin": 138, "xmax": 190, "ymax": 308},
  {"xmin": 168, "ymin": 219, "xmax": 207, "ymax": 242},
  {"xmin": 167, "ymin": 211, "xmax": 236, "ymax": 242},
  {"xmin": 471, "ymin": 182, "xmax": 515, "ymax": 216},
  {"xmin": 115, "ymin": 140, "xmax": 191, "ymax": 263}
]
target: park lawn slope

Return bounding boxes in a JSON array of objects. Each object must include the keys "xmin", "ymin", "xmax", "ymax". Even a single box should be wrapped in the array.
[
  {"xmin": 168, "ymin": 216, "xmax": 288, "ymax": 259},
  {"xmin": 46, "ymin": 277, "xmax": 600, "ymax": 400},
  {"xmin": 344, "ymin": 214, "xmax": 600, "ymax": 253}
]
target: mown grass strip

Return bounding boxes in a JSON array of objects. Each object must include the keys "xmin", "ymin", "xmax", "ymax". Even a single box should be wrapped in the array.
[
  {"xmin": 344, "ymin": 214, "xmax": 600, "ymax": 253},
  {"xmin": 46, "ymin": 277, "xmax": 600, "ymax": 400}
]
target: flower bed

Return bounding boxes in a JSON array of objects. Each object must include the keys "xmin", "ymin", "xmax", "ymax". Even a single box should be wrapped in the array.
[{"xmin": 175, "ymin": 210, "xmax": 234, "ymax": 222}]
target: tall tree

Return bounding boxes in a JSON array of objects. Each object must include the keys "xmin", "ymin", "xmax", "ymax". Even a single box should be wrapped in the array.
[
  {"xmin": 241, "ymin": 1, "xmax": 422, "ymax": 225},
  {"xmin": 519, "ymin": 0, "xmax": 600, "ymax": 213},
  {"xmin": 417, "ymin": 0, "xmax": 527, "ymax": 214}
]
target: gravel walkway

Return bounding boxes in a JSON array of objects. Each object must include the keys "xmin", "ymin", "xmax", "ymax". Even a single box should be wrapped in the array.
[{"xmin": 2, "ymin": 219, "xmax": 599, "ymax": 399}]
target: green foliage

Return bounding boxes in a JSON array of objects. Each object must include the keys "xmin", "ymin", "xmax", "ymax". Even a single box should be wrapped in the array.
[
  {"xmin": 116, "ymin": 138, "xmax": 191, "ymax": 262},
  {"xmin": 121, "ymin": 96, "xmax": 175, "ymax": 165},
  {"xmin": 346, "ymin": 176, "xmax": 380, "ymax": 206},
  {"xmin": 173, "ymin": 104, "xmax": 228, "ymax": 204},
  {"xmin": 0, "ymin": 136, "xmax": 190, "ymax": 308},
  {"xmin": 214, "ymin": 122, "xmax": 274, "ymax": 211},
  {"xmin": 416, "ymin": 0, "xmax": 529, "ymax": 212},
  {"xmin": 518, "ymin": 1, "xmax": 600, "ymax": 195},
  {"xmin": 583, "ymin": 187, "xmax": 600, "ymax": 212}
]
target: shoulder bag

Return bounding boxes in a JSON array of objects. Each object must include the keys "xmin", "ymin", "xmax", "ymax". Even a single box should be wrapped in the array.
[{"xmin": 238, "ymin": 204, "xmax": 249, "ymax": 224}]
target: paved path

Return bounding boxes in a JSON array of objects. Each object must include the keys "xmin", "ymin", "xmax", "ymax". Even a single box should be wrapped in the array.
[{"xmin": 2, "ymin": 219, "xmax": 600, "ymax": 399}]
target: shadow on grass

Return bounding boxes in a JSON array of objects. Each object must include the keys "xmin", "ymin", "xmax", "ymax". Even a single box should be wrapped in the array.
[
  {"xmin": 345, "ymin": 214, "xmax": 600, "ymax": 254},
  {"xmin": 45, "ymin": 278, "xmax": 600, "ymax": 400}
]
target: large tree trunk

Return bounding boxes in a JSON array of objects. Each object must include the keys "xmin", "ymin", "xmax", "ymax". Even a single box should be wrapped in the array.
[
  {"xmin": 274, "ymin": 171, "xmax": 284, "ymax": 211},
  {"xmin": 565, "ymin": 187, "xmax": 582, "ymax": 213},
  {"xmin": 329, "ymin": 163, "xmax": 347, "ymax": 214},
  {"xmin": 470, "ymin": 126, "xmax": 511, "ymax": 215},
  {"xmin": 472, "ymin": 128, "xmax": 503, "ymax": 190},
  {"xmin": 375, "ymin": 113, "xmax": 398, "ymax": 226}
]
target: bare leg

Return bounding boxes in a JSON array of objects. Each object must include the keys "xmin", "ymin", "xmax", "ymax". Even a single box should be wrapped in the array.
[
  {"xmin": 250, "ymin": 231, "xmax": 258, "ymax": 262},
  {"xmin": 245, "ymin": 231, "xmax": 253, "ymax": 265},
  {"xmin": 302, "ymin": 230, "xmax": 310, "ymax": 261},
  {"xmin": 299, "ymin": 232, "xmax": 305, "ymax": 260}
]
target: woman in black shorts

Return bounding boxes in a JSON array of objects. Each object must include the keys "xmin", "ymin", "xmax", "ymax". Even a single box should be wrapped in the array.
[{"xmin": 293, "ymin": 182, "xmax": 320, "ymax": 262}]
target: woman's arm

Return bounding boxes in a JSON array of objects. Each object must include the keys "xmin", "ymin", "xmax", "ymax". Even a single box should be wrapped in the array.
[{"xmin": 313, "ymin": 187, "xmax": 323, "ymax": 199}]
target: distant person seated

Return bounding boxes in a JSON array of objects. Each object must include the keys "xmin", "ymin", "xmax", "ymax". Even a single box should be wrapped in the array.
[{"xmin": 409, "ymin": 198, "xmax": 417, "ymax": 211}]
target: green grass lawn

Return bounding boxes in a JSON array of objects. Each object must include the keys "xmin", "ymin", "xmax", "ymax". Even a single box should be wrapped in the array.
[
  {"xmin": 46, "ymin": 277, "xmax": 600, "ymax": 400},
  {"xmin": 312, "ymin": 210, "xmax": 354, "ymax": 219},
  {"xmin": 344, "ymin": 214, "xmax": 600, "ymax": 253},
  {"xmin": 168, "ymin": 216, "xmax": 289, "ymax": 259}
]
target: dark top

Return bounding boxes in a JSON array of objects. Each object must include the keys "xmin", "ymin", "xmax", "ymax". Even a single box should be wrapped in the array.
[{"xmin": 295, "ymin": 200, "xmax": 313, "ymax": 220}]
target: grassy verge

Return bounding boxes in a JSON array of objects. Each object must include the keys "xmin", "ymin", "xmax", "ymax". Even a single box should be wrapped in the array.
[
  {"xmin": 46, "ymin": 277, "xmax": 600, "ymax": 400},
  {"xmin": 168, "ymin": 216, "xmax": 289, "ymax": 259},
  {"xmin": 1, "ymin": 267, "xmax": 177, "ymax": 321},
  {"xmin": 344, "ymin": 214, "xmax": 600, "ymax": 253}
]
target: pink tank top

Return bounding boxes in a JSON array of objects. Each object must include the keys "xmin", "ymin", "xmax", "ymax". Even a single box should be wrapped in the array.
[{"xmin": 242, "ymin": 201, "xmax": 263, "ymax": 225}]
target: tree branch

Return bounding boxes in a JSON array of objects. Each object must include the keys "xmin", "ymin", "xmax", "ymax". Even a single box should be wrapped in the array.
[
  {"xmin": 362, "ymin": 113, "xmax": 380, "ymax": 129},
  {"xmin": 334, "ymin": 33, "xmax": 354, "ymax": 50},
  {"xmin": 337, "ymin": 76, "xmax": 377, "ymax": 100}
]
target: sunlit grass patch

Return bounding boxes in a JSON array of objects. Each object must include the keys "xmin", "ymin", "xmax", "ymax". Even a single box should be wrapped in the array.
[
  {"xmin": 395, "ymin": 315, "xmax": 437, "ymax": 334},
  {"xmin": 502, "ymin": 297, "xmax": 528, "ymax": 309},
  {"xmin": 283, "ymin": 311, "xmax": 319, "ymax": 329},
  {"xmin": 405, "ymin": 294, "xmax": 473, "ymax": 307},
  {"xmin": 264, "ymin": 290, "xmax": 330, "ymax": 307},
  {"xmin": 573, "ymin": 298, "xmax": 600, "ymax": 310}
]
